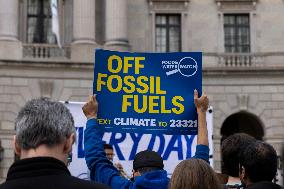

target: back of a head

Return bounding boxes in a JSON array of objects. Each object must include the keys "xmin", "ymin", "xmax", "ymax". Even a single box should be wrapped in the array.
[
  {"xmin": 133, "ymin": 150, "xmax": 164, "ymax": 174},
  {"xmin": 15, "ymin": 98, "xmax": 75, "ymax": 150},
  {"xmin": 103, "ymin": 143, "xmax": 113, "ymax": 150},
  {"xmin": 239, "ymin": 141, "xmax": 277, "ymax": 183},
  {"xmin": 221, "ymin": 133, "xmax": 256, "ymax": 177},
  {"xmin": 169, "ymin": 159, "xmax": 220, "ymax": 189}
]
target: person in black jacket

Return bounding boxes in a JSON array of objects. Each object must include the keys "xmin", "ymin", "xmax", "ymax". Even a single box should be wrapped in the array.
[
  {"xmin": 0, "ymin": 98, "xmax": 110, "ymax": 189},
  {"xmin": 221, "ymin": 133, "xmax": 256, "ymax": 189},
  {"xmin": 239, "ymin": 141, "xmax": 281, "ymax": 189}
]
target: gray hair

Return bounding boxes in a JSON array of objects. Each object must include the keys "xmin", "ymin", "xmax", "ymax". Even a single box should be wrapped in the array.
[{"xmin": 15, "ymin": 97, "xmax": 75, "ymax": 150}]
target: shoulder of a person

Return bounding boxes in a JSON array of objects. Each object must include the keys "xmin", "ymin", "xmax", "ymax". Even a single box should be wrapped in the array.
[
  {"xmin": 68, "ymin": 176, "xmax": 110, "ymax": 189},
  {"xmin": 223, "ymin": 184, "xmax": 243, "ymax": 189},
  {"xmin": 246, "ymin": 181, "xmax": 281, "ymax": 189},
  {"xmin": 87, "ymin": 182, "xmax": 111, "ymax": 189}
]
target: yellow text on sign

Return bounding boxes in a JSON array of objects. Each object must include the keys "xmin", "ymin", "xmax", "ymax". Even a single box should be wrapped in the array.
[
  {"xmin": 95, "ymin": 54, "xmax": 185, "ymax": 115},
  {"xmin": 107, "ymin": 55, "xmax": 145, "ymax": 74},
  {"xmin": 122, "ymin": 95, "xmax": 184, "ymax": 114},
  {"xmin": 97, "ymin": 74, "xmax": 166, "ymax": 95}
]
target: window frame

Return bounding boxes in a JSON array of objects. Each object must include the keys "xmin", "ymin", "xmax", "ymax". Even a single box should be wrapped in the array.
[
  {"xmin": 155, "ymin": 14, "xmax": 181, "ymax": 52},
  {"xmin": 26, "ymin": 0, "xmax": 54, "ymax": 44},
  {"xmin": 19, "ymin": 0, "xmax": 72, "ymax": 45},
  {"xmin": 223, "ymin": 14, "xmax": 251, "ymax": 53}
]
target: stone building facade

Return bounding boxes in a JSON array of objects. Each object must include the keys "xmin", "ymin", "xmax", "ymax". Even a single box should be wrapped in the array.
[{"xmin": 0, "ymin": 0, "xmax": 284, "ymax": 183}]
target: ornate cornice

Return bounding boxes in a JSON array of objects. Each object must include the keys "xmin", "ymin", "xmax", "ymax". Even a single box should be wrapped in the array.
[
  {"xmin": 215, "ymin": 0, "xmax": 258, "ymax": 11},
  {"xmin": 148, "ymin": 0, "xmax": 190, "ymax": 11}
]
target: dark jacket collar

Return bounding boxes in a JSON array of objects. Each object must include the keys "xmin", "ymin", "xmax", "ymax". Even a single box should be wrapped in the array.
[
  {"xmin": 246, "ymin": 181, "xmax": 282, "ymax": 189},
  {"xmin": 6, "ymin": 157, "xmax": 70, "ymax": 181}
]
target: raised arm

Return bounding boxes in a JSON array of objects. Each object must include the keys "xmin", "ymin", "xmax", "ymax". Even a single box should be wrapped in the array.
[
  {"xmin": 82, "ymin": 95, "xmax": 132, "ymax": 189},
  {"xmin": 193, "ymin": 90, "xmax": 209, "ymax": 162},
  {"xmin": 194, "ymin": 89, "xmax": 209, "ymax": 146},
  {"xmin": 83, "ymin": 95, "xmax": 98, "ymax": 120}
]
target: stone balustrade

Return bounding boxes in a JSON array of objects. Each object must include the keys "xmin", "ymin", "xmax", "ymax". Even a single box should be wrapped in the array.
[
  {"xmin": 217, "ymin": 53, "xmax": 264, "ymax": 67},
  {"xmin": 22, "ymin": 44, "xmax": 70, "ymax": 61},
  {"xmin": 20, "ymin": 44, "xmax": 284, "ymax": 68}
]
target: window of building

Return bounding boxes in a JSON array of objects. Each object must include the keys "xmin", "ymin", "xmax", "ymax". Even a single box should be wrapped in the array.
[
  {"xmin": 224, "ymin": 14, "xmax": 250, "ymax": 53},
  {"xmin": 27, "ymin": 0, "xmax": 56, "ymax": 44},
  {"xmin": 155, "ymin": 14, "xmax": 181, "ymax": 52}
]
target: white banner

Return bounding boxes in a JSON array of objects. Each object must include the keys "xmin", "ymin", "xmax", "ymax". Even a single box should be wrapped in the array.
[{"xmin": 65, "ymin": 102, "xmax": 213, "ymax": 179}]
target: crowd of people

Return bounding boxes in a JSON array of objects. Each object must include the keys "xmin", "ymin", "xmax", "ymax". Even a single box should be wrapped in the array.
[{"xmin": 0, "ymin": 90, "xmax": 282, "ymax": 189}]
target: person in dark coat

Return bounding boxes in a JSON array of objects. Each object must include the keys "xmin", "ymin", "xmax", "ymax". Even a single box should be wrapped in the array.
[
  {"xmin": 221, "ymin": 133, "xmax": 256, "ymax": 189},
  {"xmin": 239, "ymin": 141, "xmax": 281, "ymax": 189},
  {"xmin": 0, "ymin": 98, "xmax": 110, "ymax": 189}
]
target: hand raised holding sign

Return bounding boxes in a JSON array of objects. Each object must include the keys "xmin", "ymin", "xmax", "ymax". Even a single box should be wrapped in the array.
[
  {"xmin": 194, "ymin": 89, "xmax": 209, "ymax": 114},
  {"xmin": 194, "ymin": 89, "xmax": 209, "ymax": 147},
  {"xmin": 82, "ymin": 95, "xmax": 98, "ymax": 120}
]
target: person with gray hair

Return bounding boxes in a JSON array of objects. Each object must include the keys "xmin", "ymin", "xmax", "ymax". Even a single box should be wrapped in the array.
[{"xmin": 0, "ymin": 98, "xmax": 109, "ymax": 189}]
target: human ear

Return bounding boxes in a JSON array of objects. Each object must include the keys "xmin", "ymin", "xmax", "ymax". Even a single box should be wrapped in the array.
[
  {"xmin": 133, "ymin": 170, "xmax": 141, "ymax": 177},
  {"xmin": 13, "ymin": 135, "xmax": 21, "ymax": 156},
  {"xmin": 239, "ymin": 165, "xmax": 246, "ymax": 180},
  {"xmin": 63, "ymin": 133, "xmax": 75, "ymax": 154}
]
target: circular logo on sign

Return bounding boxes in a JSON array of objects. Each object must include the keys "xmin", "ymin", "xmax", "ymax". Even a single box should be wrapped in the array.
[{"xmin": 178, "ymin": 57, "xmax": 198, "ymax": 77}]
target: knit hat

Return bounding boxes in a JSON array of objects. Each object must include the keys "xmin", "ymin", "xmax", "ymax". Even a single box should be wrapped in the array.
[{"xmin": 133, "ymin": 150, "xmax": 164, "ymax": 171}]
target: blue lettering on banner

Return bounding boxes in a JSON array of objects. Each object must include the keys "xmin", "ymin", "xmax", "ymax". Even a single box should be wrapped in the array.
[
  {"xmin": 148, "ymin": 134, "xmax": 165, "ymax": 155},
  {"xmin": 76, "ymin": 127, "xmax": 85, "ymax": 158},
  {"xmin": 163, "ymin": 135, "xmax": 182, "ymax": 159},
  {"xmin": 185, "ymin": 135, "xmax": 195, "ymax": 159},
  {"xmin": 75, "ymin": 127, "xmax": 196, "ymax": 160},
  {"xmin": 129, "ymin": 133, "xmax": 143, "ymax": 160},
  {"xmin": 109, "ymin": 133, "xmax": 127, "ymax": 160}
]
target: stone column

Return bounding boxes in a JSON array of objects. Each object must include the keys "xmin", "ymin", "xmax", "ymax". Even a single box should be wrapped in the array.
[
  {"xmin": 105, "ymin": 0, "xmax": 129, "ymax": 51},
  {"xmin": 73, "ymin": 0, "xmax": 95, "ymax": 44},
  {"xmin": 0, "ymin": 0, "xmax": 22, "ymax": 60},
  {"xmin": 0, "ymin": 0, "xmax": 18, "ymax": 41},
  {"xmin": 71, "ymin": 0, "xmax": 97, "ymax": 62}
]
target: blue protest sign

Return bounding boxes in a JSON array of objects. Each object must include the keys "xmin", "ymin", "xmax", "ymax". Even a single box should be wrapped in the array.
[{"xmin": 93, "ymin": 49, "xmax": 202, "ymax": 135}]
